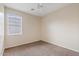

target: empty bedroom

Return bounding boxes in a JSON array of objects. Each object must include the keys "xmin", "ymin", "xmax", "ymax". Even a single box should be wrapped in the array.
[{"xmin": 0, "ymin": 3, "xmax": 79, "ymax": 56}]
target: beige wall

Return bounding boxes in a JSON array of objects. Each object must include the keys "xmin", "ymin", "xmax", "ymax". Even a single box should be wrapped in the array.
[
  {"xmin": 4, "ymin": 7, "xmax": 41, "ymax": 48},
  {"xmin": 41, "ymin": 4, "xmax": 79, "ymax": 52}
]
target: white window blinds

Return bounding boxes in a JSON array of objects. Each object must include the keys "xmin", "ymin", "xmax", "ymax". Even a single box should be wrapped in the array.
[{"xmin": 7, "ymin": 13, "xmax": 22, "ymax": 35}]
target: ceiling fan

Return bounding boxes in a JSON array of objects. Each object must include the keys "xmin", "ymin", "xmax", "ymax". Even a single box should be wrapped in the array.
[{"xmin": 31, "ymin": 3, "xmax": 44, "ymax": 11}]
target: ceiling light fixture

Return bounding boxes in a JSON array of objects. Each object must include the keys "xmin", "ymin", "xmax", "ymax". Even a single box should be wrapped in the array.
[
  {"xmin": 37, "ymin": 3, "xmax": 43, "ymax": 9},
  {"xmin": 31, "ymin": 3, "xmax": 44, "ymax": 11}
]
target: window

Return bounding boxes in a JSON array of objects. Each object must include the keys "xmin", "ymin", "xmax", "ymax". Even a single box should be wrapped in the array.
[{"xmin": 7, "ymin": 13, "xmax": 22, "ymax": 35}]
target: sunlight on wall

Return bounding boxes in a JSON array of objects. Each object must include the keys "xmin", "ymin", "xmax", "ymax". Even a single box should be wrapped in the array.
[{"xmin": 0, "ymin": 7, "xmax": 4, "ymax": 55}]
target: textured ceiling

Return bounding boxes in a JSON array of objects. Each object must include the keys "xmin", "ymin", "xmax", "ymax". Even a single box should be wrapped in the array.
[{"xmin": 3, "ymin": 3, "xmax": 70, "ymax": 16}]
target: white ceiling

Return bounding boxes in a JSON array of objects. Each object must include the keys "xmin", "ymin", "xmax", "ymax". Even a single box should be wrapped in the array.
[{"xmin": 2, "ymin": 3, "xmax": 70, "ymax": 16}]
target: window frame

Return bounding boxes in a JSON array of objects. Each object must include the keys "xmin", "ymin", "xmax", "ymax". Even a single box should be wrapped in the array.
[{"xmin": 7, "ymin": 13, "xmax": 22, "ymax": 35}]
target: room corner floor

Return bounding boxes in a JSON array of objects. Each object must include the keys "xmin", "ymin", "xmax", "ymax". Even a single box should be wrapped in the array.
[{"xmin": 3, "ymin": 41, "xmax": 79, "ymax": 56}]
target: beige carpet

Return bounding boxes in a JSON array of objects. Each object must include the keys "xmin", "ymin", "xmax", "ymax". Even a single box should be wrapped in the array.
[{"xmin": 3, "ymin": 41, "xmax": 79, "ymax": 56}]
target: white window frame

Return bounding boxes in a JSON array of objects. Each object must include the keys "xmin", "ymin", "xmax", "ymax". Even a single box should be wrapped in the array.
[{"xmin": 7, "ymin": 13, "xmax": 22, "ymax": 35}]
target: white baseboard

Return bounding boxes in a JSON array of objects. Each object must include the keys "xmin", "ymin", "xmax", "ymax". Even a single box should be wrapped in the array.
[
  {"xmin": 5, "ymin": 39, "xmax": 40, "ymax": 49},
  {"xmin": 42, "ymin": 39, "xmax": 79, "ymax": 53}
]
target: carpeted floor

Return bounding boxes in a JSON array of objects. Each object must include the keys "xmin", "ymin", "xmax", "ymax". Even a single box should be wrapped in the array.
[{"xmin": 3, "ymin": 41, "xmax": 79, "ymax": 56}]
